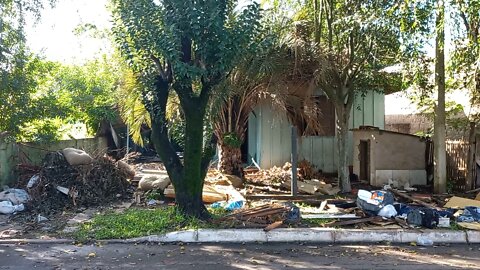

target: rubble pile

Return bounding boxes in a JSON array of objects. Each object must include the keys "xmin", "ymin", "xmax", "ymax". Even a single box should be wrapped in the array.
[
  {"xmin": 244, "ymin": 163, "xmax": 292, "ymax": 186},
  {"xmin": 215, "ymin": 203, "xmax": 300, "ymax": 230},
  {"xmin": 244, "ymin": 161, "xmax": 339, "ymax": 195},
  {"xmin": 25, "ymin": 151, "xmax": 131, "ymax": 215}
]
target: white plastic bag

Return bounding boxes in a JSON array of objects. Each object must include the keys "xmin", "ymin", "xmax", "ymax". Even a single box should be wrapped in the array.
[
  {"xmin": 0, "ymin": 201, "xmax": 25, "ymax": 214},
  {"xmin": 378, "ymin": 204, "xmax": 397, "ymax": 218},
  {"xmin": 27, "ymin": 174, "xmax": 40, "ymax": 188},
  {"xmin": 0, "ymin": 189, "xmax": 30, "ymax": 205}
]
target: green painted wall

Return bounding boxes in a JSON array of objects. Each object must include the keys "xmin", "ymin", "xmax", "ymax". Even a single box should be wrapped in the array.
[{"xmin": 248, "ymin": 90, "xmax": 385, "ymax": 173}]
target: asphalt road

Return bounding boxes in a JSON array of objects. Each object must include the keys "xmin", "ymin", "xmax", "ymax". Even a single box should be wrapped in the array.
[{"xmin": 1, "ymin": 242, "xmax": 479, "ymax": 270}]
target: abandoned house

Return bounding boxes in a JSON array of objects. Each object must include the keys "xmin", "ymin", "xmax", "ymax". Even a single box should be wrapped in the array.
[{"xmin": 246, "ymin": 89, "xmax": 385, "ymax": 175}]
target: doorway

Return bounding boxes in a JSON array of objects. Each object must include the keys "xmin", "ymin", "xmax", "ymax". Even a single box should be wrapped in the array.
[{"xmin": 359, "ymin": 140, "xmax": 370, "ymax": 181}]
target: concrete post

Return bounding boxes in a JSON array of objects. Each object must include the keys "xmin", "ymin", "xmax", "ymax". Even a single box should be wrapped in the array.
[{"xmin": 291, "ymin": 126, "xmax": 298, "ymax": 196}]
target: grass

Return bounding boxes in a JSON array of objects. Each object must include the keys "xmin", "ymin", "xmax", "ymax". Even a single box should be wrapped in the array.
[{"xmin": 74, "ymin": 207, "xmax": 209, "ymax": 241}]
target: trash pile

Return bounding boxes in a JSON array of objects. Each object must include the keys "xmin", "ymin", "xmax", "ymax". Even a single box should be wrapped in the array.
[
  {"xmin": 0, "ymin": 189, "xmax": 29, "ymax": 214},
  {"xmin": 5, "ymin": 148, "xmax": 132, "ymax": 216},
  {"xmin": 133, "ymin": 166, "xmax": 246, "ymax": 211},
  {"xmin": 215, "ymin": 203, "xmax": 300, "ymax": 230},
  {"xmin": 304, "ymin": 187, "xmax": 480, "ymax": 234},
  {"xmin": 244, "ymin": 161, "xmax": 339, "ymax": 195}
]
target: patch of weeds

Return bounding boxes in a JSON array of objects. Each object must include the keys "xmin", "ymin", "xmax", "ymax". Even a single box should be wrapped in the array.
[
  {"xmin": 145, "ymin": 190, "xmax": 163, "ymax": 201},
  {"xmin": 208, "ymin": 207, "xmax": 229, "ymax": 219},
  {"xmin": 74, "ymin": 207, "xmax": 204, "ymax": 241},
  {"xmin": 302, "ymin": 218, "xmax": 332, "ymax": 227},
  {"xmin": 449, "ymin": 221, "xmax": 464, "ymax": 231}
]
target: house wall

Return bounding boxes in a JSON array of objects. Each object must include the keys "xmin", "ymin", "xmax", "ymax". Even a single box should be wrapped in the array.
[
  {"xmin": 249, "ymin": 90, "xmax": 385, "ymax": 173},
  {"xmin": 352, "ymin": 129, "xmax": 427, "ymax": 187}
]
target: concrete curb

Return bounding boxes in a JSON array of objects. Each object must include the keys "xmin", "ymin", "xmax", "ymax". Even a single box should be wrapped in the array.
[
  {"xmin": 1, "ymin": 229, "xmax": 479, "ymax": 245},
  {"xmin": 114, "ymin": 228, "xmax": 480, "ymax": 245},
  {"xmin": 0, "ymin": 238, "xmax": 73, "ymax": 244}
]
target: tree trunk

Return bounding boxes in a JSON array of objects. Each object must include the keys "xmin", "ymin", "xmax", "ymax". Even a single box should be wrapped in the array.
[
  {"xmin": 434, "ymin": 0, "xmax": 447, "ymax": 194},
  {"xmin": 218, "ymin": 143, "xmax": 243, "ymax": 177},
  {"xmin": 174, "ymin": 109, "xmax": 209, "ymax": 219},
  {"xmin": 336, "ymin": 103, "xmax": 352, "ymax": 193}
]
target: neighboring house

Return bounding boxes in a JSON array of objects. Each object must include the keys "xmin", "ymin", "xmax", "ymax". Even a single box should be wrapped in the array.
[
  {"xmin": 384, "ymin": 91, "xmax": 475, "ymax": 139},
  {"xmin": 385, "ymin": 114, "xmax": 431, "ymax": 135},
  {"xmin": 352, "ymin": 127, "xmax": 428, "ymax": 187},
  {"xmin": 385, "ymin": 91, "xmax": 480, "ymax": 189},
  {"xmin": 246, "ymin": 90, "xmax": 385, "ymax": 174}
]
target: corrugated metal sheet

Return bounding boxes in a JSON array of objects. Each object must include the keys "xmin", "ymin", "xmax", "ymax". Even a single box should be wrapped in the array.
[{"xmin": 248, "ymin": 91, "xmax": 385, "ymax": 172}]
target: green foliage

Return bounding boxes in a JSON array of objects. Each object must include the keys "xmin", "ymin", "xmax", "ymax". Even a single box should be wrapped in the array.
[
  {"xmin": 111, "ymin": 0, "xmax": 261, "ymax": 88},
  {"xmin": 222, "ymin": 132, "xmax": 242, "ymax": 148},
  {"xmin": 74, "ymin": 207, "xmax": 203, "ymax": 241},
  {"xmin": 111, "ymin": 0, "xmax": 262, "ymax": 217},
  {"xmin": 0, "ymin": 56, "xmax": 54, "ymax": 138},
  {"xmin": 14, "ymin": 57, "xmax": 119, "ymax": 142},
  {"xmin": 0, "ymin": 0, "xmax": 56, "ymax": 138},
  {"xmin": 449, "ymin": 0, "xmax": 480, "ymax": 120},
  {"xmin": 18, "ymin": 118, "xmax": 64, "ymax": 142}
]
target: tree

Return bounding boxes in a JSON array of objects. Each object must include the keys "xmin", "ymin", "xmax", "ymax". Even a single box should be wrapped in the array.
[
  {"xmin": 10, "ymin": 57, "xmax": 119, "ymax": 142},
  {"xmin": 307, "ymin": 0, "xmax": 404, "ymax": 192},
  {"xmin": 111, "ymin": 0, "xmax": 261, "ymax": 218},
  {"xmin": 450, "ymin": 0, "xmax": 480, "ymax": 190},
  {"xmin": 434, "ymin": 0, "xmax": 447, "ymax": 194},
  {"xmin": 0, "ymin": 0, "xmax": 54, "ymax": 139}
]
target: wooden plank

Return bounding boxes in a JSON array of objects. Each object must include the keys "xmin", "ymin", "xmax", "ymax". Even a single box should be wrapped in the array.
[
  {"xmin": 302, "ymin": 214, "xmax": 359, "ymax": 219},
  {"xmin": 327, "ymin": 217, "xmax": 378, "ymax": 227},
  {"xmin": 263, "ymin": 221, "xmax": 284, "ymax": 232},
  {"xmin": 457, "ymin": 222, "xmax": 480, "ymax": 231},
  {"xmin": 391, "ymin": 189, "xmax": 442, "ymax": 211},
  {"xmin": 466, "ymin": 187, "xmax": 480, "ymax": 194},
  {"xmin": 444, "ymin": 196, "xmax": 480, "ymax": 209},
  {"xmin": 318, "ymin": 200, "xmax": 328, "ymax": 212},
  {"xmin": 246, "ymin": 194, "xmax": 329, "ymax": 200}
]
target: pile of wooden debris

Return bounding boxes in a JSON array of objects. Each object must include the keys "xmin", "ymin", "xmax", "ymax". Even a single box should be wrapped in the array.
[
  {"xmin": 19, "ymin": 151, "xmax": 132, "ymax": 215},
  {"xmin": 215, "ymin": 203, "xmax": 300, "ymax": 230},
  {"xmin": 244, "ymin": 160, "xmax": 340, "ymax": 195}
]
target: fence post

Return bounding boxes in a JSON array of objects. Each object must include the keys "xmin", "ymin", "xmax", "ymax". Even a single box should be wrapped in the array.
[
  {"xmin": 291, "ymin": 126, "xmax": 298, "ymax": 196},
  {"xmin": 466, "ymin": 122, "xmax": 476, "ymax": 191}
]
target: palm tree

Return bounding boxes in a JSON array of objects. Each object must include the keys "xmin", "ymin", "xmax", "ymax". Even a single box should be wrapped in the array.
[{"xmin": 212, "ymin": 21, "xmax": 324, "ymax": 177}]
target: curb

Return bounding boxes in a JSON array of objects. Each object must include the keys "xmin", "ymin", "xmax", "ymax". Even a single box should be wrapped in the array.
[
  {"xmin": 1, "ymin": 229, "xmax": 479, "ymax": 245},
  {"xmin": 112, "ymin": 228, "xmax": 480, "ymax": 245},
  {"xmin": 0, "ymin": 238, "xmax": 73, "ymax": 244}
]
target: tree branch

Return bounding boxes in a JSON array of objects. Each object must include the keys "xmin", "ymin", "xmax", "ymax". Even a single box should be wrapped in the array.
[{"xmin": 151, "ymin": 55, "xmax": 167, "ymax": 80}]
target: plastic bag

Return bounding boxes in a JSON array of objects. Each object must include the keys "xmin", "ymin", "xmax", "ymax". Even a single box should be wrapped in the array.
[
  {"xmin": 0, "ymin": 189, "xmax": 30, "ymax": 205},
  {"xmin": 378, "ymin": 204, "xmax": 398, "ymax": 218},
  {"xmin": 225, "ymin": 200, "xmax": 244, "ymax": 211},
  {"xmin": 27, "ymin": 174, "xmax": 40, "ymax": 188},
  {"xmin": 0, "ymin": 201, "xmax": 25, "ymax": 214},
  {"xmin": 457, "ymin": 207, "xmax": 480, "ymax": 222}
]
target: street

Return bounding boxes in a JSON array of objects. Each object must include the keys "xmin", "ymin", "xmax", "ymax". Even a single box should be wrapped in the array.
[{"xmin": 1, "ymin": 242, "xmax": 479, "ymax": 270}]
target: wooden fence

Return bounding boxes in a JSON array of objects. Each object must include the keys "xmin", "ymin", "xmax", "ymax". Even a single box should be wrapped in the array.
[{"xmin": 446, "ymin": 140, "xmax": 474, "ymax": 191}]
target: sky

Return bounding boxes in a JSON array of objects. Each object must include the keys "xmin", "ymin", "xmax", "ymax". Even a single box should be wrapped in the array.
[
  {"xmin": 25, "ymin": 0, "xmax": 112, "ymax": 64},
  {"xmin": 25, "ymin": 0, "xmax": 257, "ymax": 64}
]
